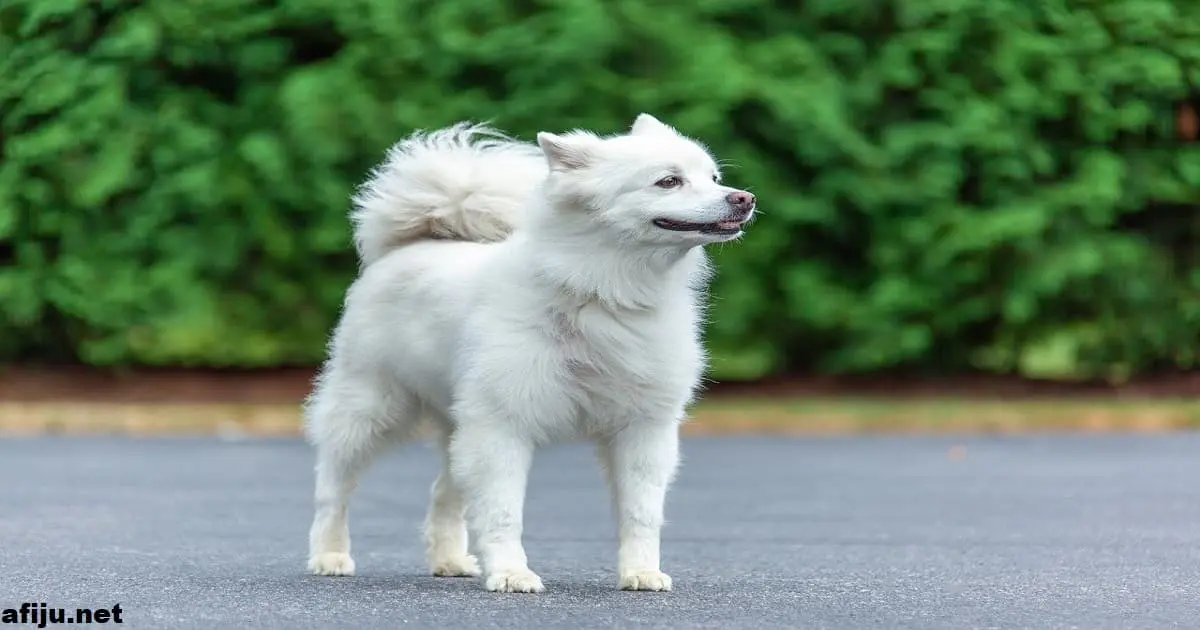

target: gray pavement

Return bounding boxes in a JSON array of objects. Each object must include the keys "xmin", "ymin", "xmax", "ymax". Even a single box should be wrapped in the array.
[{"xmin": 1, "ymin": 434, "xmax": 1198, "ymax": 629}]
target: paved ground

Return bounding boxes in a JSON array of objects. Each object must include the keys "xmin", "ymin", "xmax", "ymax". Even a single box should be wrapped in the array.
[{"xmin": 1, "ymin": 434, "xmax": 1198, "ymax": 629}]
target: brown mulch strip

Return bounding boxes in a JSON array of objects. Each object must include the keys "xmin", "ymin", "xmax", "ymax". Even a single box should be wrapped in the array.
[
  {"xmin": 1, "ymin": 366, "xmax": 1199, "ymax": 404},
  {"xmin": 1, "ymin": 365, "xmax": 1198, "ymax": 437},
  {"xmin": 2, "ymin": 399, "xmax": 1197, "ymax": 438},
  {"xmin": 0, "ymin": 364, "xmax": 1195, "ymax": 434}
]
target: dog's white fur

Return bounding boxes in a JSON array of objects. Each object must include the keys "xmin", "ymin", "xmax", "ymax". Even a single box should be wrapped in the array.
[{"xmin": 305, "ymin": 114, "xmax": 755, "ymax": 593}]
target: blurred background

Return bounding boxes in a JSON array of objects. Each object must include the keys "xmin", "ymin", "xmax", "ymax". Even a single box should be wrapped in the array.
[{"xmin": 2, "ymin": 0, "xmax": 1199, "ymax": 435}]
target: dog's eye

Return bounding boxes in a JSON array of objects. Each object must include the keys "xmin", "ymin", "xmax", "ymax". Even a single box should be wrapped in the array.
[{"xmin": 655, "ymin": 176, "xmax": 683, "ymax": 189}]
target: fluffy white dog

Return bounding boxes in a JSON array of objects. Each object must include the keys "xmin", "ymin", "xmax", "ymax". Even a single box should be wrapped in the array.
[{"xmin": 305, "ymin": 114, "xmax": 756, "ymax": 593}]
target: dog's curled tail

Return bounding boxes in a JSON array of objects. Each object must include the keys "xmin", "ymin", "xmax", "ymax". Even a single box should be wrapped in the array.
[{"xmin": 350, "ymin": 122, "xmax": 548, "ymax": 266}]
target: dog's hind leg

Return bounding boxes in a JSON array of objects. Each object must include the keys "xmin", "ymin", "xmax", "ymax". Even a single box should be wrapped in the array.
[
  {"xmin": 423, "ymin": 424, "xmax": 482, "ymax": 577},
  {"xmin": 305, "ymin": 381, "xmax": 416, "ymax": 577}
]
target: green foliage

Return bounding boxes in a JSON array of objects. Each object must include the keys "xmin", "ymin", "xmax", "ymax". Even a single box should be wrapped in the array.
[{"xmin": 2, "ymin": 0, "xmax": 1198, "ymax": 379}]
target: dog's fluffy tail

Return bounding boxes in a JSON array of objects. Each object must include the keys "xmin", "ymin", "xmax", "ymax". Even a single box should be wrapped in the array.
[{"xmin": 350, "ymin": 123, "xmax": 548, "ymax": 266}]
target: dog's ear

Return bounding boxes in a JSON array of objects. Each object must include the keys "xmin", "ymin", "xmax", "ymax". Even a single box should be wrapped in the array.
[
  {"xmin": 630, "ymin": 113, "xmax": 677, "ymax": 137},
  {"xmin": 537, "ymin": 132, "xmax": 595, "ymax": 171}
]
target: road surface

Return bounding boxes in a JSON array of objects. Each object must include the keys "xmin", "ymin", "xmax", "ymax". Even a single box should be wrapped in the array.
[{"xmin": 2, "ymin": 434, "xmax": 1198, "ymax": 628}]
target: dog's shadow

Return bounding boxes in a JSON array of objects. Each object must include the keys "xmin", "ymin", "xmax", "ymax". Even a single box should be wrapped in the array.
[{"xmin": 300, "ymin": 572, "xmax": 684, "ymax": 603}]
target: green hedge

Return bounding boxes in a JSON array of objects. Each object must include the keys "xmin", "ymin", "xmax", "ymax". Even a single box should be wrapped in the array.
[{"xmin": 2, "ymin": 0, "xmax": 1199, "ymax": 380}]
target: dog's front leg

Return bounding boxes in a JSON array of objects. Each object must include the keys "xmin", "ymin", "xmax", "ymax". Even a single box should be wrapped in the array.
[
  {"xmin": 449, "ymin": 423, "xmax": 544, "ymax": 593},
  {"xmin": 599, "ymin": 420, "xmax": 680, "ymax": 591}
]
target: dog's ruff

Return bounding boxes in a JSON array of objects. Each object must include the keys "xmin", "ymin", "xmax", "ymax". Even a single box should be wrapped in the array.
[{"xmin": 305, "ymin": 114, "xmax": 755, "ymax": 592}]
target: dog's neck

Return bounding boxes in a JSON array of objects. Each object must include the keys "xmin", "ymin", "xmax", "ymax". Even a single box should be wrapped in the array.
[{"xmin": 513, "ymin": 214, "xmax": 712, "ymax": 313}]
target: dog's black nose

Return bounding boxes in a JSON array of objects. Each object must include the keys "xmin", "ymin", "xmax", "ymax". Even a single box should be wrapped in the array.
[{"xmin": 726, "ymin": 191, "xmax": 755, "ymax": 215}]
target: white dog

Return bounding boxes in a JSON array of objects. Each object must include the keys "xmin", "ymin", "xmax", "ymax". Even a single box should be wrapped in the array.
[{"xmin": 304, "ymin": 114, "xmax": 755, "ymax": 593}]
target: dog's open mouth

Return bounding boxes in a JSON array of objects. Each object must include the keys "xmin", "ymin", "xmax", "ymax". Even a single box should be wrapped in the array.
[{"xmin": 652, "ymin": 218, "xmax": 744, "ymax": 235}]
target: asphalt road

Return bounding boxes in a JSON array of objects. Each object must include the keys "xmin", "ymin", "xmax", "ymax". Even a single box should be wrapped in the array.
[{"xmin": 1, "ymin": 434, "xmax": 1198, "ymax": 629}]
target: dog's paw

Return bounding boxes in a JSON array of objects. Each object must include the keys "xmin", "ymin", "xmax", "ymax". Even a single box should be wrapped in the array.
[
  {"xmin": 619, "ymin": 570, "xmax": 672, "ymax": 591},
  {"xmin": 430, "ymin": 554, "xmax": 482, "ymax": 577},
  {"xmin": 485, "ymin": 568, "xmax": 545, "ymax": 593},
  {"xmin": 308, "ymin": 552, "xmax": 356, "ymax": 576}
]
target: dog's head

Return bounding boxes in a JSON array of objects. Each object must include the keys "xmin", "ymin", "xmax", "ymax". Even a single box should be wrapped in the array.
[{"xmin": 535, "ymin": 114, "xmax": 755, "ymax": 248}]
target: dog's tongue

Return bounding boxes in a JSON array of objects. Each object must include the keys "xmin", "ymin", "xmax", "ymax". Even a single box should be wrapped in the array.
[{"xmin": 717, "ymin": 220, "xmax": 742, "ymax": 230}]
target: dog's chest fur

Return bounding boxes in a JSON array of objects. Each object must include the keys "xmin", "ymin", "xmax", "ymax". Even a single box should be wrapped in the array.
[{"xmin": 550, "ymin": 299, "xmax": 702, "ymax": 427}]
